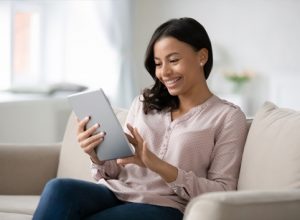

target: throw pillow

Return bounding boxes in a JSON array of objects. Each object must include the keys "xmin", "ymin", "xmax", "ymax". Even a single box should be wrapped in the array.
[{"xmin": 238, "ymin": 101, "xmax": 300, "ymax": 190}]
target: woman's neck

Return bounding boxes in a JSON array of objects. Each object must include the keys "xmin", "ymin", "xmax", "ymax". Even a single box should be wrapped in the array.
[{"xmin": 172, "ymin": 88, "xmax": 213, "ymax": 120}]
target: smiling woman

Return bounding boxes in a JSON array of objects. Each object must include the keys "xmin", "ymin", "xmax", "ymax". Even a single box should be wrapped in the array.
[
  {"xmin": 143, "ymin": 18, "xmax": 213, "ymax": 115},
  {"xmin": 33, "ymin": 17, "xmax": 248, "ymax": 220}
]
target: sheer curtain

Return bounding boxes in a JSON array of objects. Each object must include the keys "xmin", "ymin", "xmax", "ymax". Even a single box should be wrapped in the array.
[
  {"xmin": 51, "ymin": 0, "xmax": 136, "ymax": 108},
  {"xmin": 98, "ymin": 0, "xmax": 137, "ymax": 108}
]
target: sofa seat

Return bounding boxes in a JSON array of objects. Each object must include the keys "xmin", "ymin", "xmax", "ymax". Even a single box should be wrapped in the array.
[
  {"xmin": 0, "ymin": 195, "xmax": 39, "ymax": 219},
  {"xmin": 0, "ymin": 213, "xmax": 32, "ymax": 220}
]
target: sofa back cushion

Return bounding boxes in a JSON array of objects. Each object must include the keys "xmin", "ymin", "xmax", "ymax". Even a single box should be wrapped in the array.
[
  {"xmin": 56, "ymin": 112, "xmax": 93, "ymax": 181},
  {"xmin": 238, "ymin": 101, "xmax": 300, "ymax": 190},
  {"xmin": 0, "ymin": 99, "xmax": 71, "ymax": 143},
  {"xmin": 57, "ymin": 108, "xmax": 128, "ymax": 181}
]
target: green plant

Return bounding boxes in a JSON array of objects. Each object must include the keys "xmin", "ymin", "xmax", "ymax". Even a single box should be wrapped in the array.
[{"xmin": 224, "ymin": 70, "xmax": 255, "ymax": 93}]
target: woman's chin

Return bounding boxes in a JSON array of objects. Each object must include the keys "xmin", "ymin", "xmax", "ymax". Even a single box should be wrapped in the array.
[{"xmin": 167, "ymin": 88, "xmax": 180, "ymax": 96}]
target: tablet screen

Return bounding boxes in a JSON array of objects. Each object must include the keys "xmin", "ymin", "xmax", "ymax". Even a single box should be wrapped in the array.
[{"xmin": 68, "ymin": 89, "xmax": 134, "ymax": 161}]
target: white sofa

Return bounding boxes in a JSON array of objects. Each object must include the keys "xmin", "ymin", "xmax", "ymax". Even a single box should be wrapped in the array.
[
  {"xmin": 1, "ymin": 102, "xmax": 300, "ymax": 220},
  {"xmin": 0, "ymin": 98, "xmax": 71, "ymax": 144}
]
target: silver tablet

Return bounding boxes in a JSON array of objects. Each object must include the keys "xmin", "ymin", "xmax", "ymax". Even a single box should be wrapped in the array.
[{"xmin": 67, "ymin": 88, "xmax": 134, "ymax": 161}]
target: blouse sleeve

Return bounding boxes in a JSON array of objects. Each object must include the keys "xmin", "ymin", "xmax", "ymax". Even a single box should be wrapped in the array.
[
  {"xmin": 91, "ymin": 160, "xmax": 121, "ymax": 181},
  {"xmin": 167, "ymin": 109, "xmax": 248, "ymax": 201},
  {"xmin": 91, "ymin": 96, "xmax": 141, "ymax": 181}
]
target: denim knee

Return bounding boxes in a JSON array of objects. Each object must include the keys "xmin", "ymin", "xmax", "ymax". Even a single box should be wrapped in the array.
[
  {"xmin": 34, "ymin": 178, "xmax": 82, "ymax": 220},
  {"xmin": 42, "ymin": 178, "xmax": 75, "ymax": 201},
  {"xmin": 44, "ymin": 178, "xmax": 66, "ymax": 192}
]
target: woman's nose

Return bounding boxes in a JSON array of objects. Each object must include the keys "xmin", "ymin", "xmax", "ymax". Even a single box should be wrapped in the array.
[{"xmin": 161, "ymin": 63, "xmax": 171, "ymax": 76}]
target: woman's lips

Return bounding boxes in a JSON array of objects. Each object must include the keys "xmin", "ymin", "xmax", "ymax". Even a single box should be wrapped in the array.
[{"xmin": 164, "ymin": 77, "xmax": 182, "ymax": 88}]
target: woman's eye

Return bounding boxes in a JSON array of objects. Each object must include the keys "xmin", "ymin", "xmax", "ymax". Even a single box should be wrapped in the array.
[
  {"xmin": 155, "ymin": 63, "xmax": 162, "ymax": 67},
  {"xmin": 170, "ymin": 59, "xmax": 179, "ymax": 63}
]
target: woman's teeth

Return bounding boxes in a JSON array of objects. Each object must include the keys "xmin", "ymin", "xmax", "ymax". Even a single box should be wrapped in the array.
[{"xmin": 165, "ymin": 77, "xmax": 180, "ymax": 86}]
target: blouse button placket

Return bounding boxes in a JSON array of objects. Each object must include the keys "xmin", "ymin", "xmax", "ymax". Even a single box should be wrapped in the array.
[{"xmin": 158, "ymin": 124, "xmax": 174, "ymax": 159}]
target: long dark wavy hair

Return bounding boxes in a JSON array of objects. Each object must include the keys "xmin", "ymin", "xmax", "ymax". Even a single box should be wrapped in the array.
[{"xmin": 142, "ymin": 17, "xmax": 213, "ymax": 114}]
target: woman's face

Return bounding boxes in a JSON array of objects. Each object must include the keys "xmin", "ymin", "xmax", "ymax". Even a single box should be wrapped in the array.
[{"xmin": 153, "ymin": 37, "xmax": 207, "ymax": 97}]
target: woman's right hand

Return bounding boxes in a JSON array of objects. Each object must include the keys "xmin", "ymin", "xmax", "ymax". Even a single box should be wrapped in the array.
[{"xmin": 77, "ymin": 116, "xmax": 106, "ymax": 165}]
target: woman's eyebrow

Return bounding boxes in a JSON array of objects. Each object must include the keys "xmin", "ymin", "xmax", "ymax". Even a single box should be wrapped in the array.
[
  {"xmin": 167, "ymin": 52, "xmax": 180, "ymax": 57},
  {"xmin": 154, "ymin": 52, "xmax": 180, "ymax": 60}
]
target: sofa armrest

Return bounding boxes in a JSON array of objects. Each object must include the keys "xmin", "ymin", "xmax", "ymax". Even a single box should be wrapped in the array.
[
  {"xmin": 0, "ymin": 143, "xmax": 61, "ymax": 195},
  {"xmin": 184, "ymin": 190, "xmax": 300, "ymax": 220}
]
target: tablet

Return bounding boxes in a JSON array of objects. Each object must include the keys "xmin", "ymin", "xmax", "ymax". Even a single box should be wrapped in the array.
[{"xmin": 67, "ymin": 88, "xmax": 135, "ymax": 161}]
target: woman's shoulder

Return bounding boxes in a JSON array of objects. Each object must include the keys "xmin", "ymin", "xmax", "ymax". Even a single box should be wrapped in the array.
[
  {"xmin": 129, "ymin": 94, "xmax": 170, "ymax": 119},
  {"xmin": 127, "ymin": 95, "xmax": 142, "ymax": 112},
  {"xmin": 130, "ymin": 94, "xmax": 144, "ymax": 109},
  {"xmin": 208, "ymin": 95, "xmax": 246, "ymax": 122},
  {"xmin": 212, "ymin": 95, "xmax": 243, "ymax": 110}
]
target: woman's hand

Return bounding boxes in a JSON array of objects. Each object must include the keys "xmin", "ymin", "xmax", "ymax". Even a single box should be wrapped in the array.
[
  {"xmin": 117, "ymin": 124, "xmax": 178, "ymax": 182},
  {"xmin": 77, "ymin": 116, "xmax": 105, "ymax": 165},
  {"xmin": 117, "ymin": 124, "xmax": 157, "ymax": 169}
]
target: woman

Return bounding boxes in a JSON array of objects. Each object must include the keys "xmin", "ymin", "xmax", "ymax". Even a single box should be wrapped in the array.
[{"xmin": 33, "ymin": 17, "xmax": 247, "ymax": 220}]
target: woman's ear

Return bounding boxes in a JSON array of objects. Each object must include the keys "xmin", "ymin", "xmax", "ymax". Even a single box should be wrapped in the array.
[{"xmin": 198, "ymin": 48, "xmax": 208, "ymax": 67}]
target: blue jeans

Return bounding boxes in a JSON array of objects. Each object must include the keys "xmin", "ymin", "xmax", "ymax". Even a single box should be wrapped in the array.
[{"xmin": 33, "ymin": 178, "xmax": 183, "ymax": 220}]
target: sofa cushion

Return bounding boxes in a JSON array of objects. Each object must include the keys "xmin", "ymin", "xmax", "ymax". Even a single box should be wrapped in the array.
[
  {"xmin": 0, "ymin": 98, "xmax": 71, "ymax": 143},
  {"xmin": 56, "ymin": 112, "xmax": 94, "ymax": 181},
  {"xmin": 57, "ymin": 108, "xmax": 128, "ymax": 181},
  {"xmin": 0, "ymin": 143, "xmax": 60, "ymax": 195},
  {"xmin": 238, "ymin": 101, "xmax": 300, "ymax": 190},
  {"xmin": 0, "ymin": 213, "xmax": 32, "ymax": 220},
  {"xmin": 0, "ymin": 195, "xmax": 39, "ymax": 216},
  {"xmin": 184, "ymin": 189, "xmax": 300, "ymax": 220}
]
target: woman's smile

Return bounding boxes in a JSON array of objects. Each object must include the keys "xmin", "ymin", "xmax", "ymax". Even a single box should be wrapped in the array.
[{"xmin": 163, "ymin": 77, "xmax": 183, "ymax": 89}]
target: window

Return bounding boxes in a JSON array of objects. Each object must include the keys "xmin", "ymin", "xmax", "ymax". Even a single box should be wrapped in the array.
[
  {"xmin": 0, "ymin": 1, "xmax": 12, "ymax": 89},
  {"xmin": 0, "ymin": 1, "xmax": 42, "ymax": 89},
  {"xmin": 12, "ymin": 9, "xmax": 41, "ymax": 85},
  {"xmin": 0, "ymin": 0, "xmax": 135, "ymax": 107}
]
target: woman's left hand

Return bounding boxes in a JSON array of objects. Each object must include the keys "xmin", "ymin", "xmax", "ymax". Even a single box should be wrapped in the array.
[
  {"xmin": 117, "ymin": 123, "xmax": 178, "ymax": 183},
  {"xmin": 117, "ymin": 124, "xmax": 158, "ymax": 170}
]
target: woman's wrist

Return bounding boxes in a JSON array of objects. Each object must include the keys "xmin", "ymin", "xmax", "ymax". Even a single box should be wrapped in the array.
[
  {"xmin": 90, "ymin": 156, "xmax": 105, "ymax": 165},
  {"xmin": 150, "ymin": 157, "xmax": 178, "ymax": 183}
]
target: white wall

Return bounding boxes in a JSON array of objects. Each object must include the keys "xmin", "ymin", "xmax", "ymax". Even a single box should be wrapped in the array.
[{"xmin": 131, "ymin": 0, "xmax": 300, "ymax": 116}]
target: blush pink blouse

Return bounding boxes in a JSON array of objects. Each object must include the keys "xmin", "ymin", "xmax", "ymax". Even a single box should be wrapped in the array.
[{"xmin": 91, "ymin": 95, "xmax": 248, "ymax": 213}]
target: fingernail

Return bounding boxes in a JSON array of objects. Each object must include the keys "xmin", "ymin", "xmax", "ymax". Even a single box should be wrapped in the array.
[
  {"xmin": 94, "ymin": 123, "xmax": 99, "ymax": 128},
  {"xmin": 100, "ymin": 131, "xmax": 106, "ymax": 136}
]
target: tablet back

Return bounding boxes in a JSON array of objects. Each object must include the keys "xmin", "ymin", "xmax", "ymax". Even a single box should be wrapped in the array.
[{"xmin": 68, "ymin": 89, "xmax": 134, "ymax": 161}]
